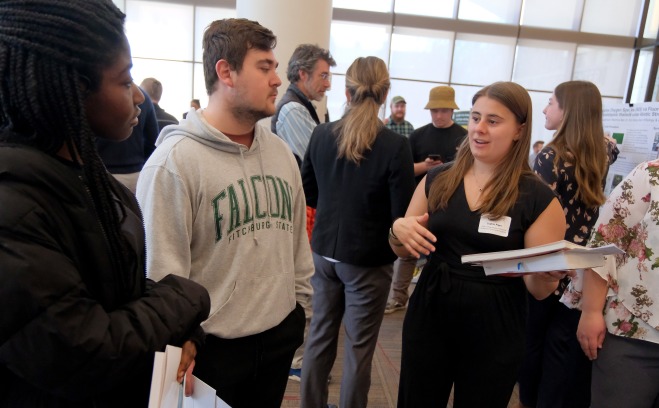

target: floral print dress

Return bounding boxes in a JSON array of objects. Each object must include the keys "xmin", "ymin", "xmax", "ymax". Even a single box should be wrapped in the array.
[
  {"xmin": 534, "ymin": 141, "xmax": 618, "ymax": 306},
  {"xmin": 581, "ymin": 160, "xmax": 659, "ymax": 342}
]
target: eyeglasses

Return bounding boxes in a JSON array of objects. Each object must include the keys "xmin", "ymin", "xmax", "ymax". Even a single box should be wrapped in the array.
[{"xmin": 320, "ymin": 72, "xmax": 332, "ymax": 81}]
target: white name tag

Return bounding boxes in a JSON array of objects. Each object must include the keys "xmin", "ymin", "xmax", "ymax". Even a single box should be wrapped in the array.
[{"xmin": 478, "ymin": 214, "xmax": 511, "ymax": 237}]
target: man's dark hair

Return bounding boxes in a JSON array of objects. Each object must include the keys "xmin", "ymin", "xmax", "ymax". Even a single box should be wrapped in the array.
[
  {"xmin": 0, "ymin": 0, "xmax": 137, "ymax": 304},
  {"xmin": 286, "ymin": 44, "xmax": 336, "ymax": 83},
  {"xmin": 202, "ymin": 18, "xmax": 276, "ymax": 95}
]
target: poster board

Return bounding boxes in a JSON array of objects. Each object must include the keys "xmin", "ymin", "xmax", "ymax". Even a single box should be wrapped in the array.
[{"xmin": 602, "ymin": 102, "xmax": 659, "ymax": 195}]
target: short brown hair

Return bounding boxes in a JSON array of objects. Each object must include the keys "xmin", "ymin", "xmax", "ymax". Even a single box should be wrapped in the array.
[
  {"xmin": 202, "ymin": 18, "xmax": 276, "ymax": 95},
  {"xmin": 140, "ymin": 77, "xmax": 163, "ymax": 102}
]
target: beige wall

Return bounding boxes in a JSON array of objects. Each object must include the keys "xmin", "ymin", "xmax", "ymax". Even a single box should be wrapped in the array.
[{"xmin": 238, "ymin": 0, "xmax": 333, "ymax": 121}]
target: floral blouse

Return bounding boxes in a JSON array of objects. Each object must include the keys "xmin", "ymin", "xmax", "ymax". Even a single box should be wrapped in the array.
[
  {"xmin": 533, "ymin": 141, "xmax": 619, "ymax": 245},
  {"xmin": 535, "ymin": 141, "xmax": 618, "ymax": 305},
  {"xmin": 569, "ymin": 160, "xmax": 659, "ymax": 343}
]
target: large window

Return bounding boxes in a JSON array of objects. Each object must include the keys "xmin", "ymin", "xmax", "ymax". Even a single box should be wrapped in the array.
[
  {"xmin": 389, "ymin": 27, "xmax": 454, "ymax": 83},
  {"xmin": 581, "ymin": 0, "xmax": 643, "ymax": 36},
  {"xmin": 394, "ymin": 0, "xmax": 456, "ymax": 18},
  {"xmin": 451, "ymin": 34, "xmax": 517, "ymax": 85},
  {"xmin": 458, "ymin": 0, "xmax": 522, "ymax": 24},
  {"xmin": 520, "ymin": 0, "xmax": 582, "ymax": 30},
  {"xmin": 329, "ymin": 21, "xmax": 391, "ymax": 74},
  {"xmin": 122, "ymin": 1, "xmax": 235, "ymax": 119},
  {"xmin": 513, "ymin": 40, "xmax": 576, "ymax": 92},
  {"xmin": 116, "ymin": 0, "xmax": 651, "ymax": 148}
]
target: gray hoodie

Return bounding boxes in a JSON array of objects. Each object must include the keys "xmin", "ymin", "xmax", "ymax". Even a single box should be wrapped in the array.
[{"xmin": 137, "ymin": 109, "xmax": 313, "ymax": 339}]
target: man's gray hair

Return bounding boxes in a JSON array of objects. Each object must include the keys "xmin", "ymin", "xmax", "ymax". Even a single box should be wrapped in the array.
[
  {"xmin": 140, "ymin": 77, "xmax": 163, "ymax": 102},
  {"xmin": 287, "ymin": 44, "xmax": 336, "ymax": 83}
]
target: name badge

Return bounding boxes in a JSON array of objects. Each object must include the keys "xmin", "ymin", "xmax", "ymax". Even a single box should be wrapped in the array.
[{"xmin": 478, "ymin": 214, "xmax": 511, "ymax": 237}]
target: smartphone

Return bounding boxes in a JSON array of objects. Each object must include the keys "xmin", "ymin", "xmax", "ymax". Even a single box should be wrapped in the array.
[{"xmin": 427, "ymin": 154, "xmax": 443, "ymax": 161}]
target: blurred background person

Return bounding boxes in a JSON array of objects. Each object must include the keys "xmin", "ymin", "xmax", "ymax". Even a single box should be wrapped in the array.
[
  {"xmin": 272, "ymin": 43, "xmax": 336, "ymax": 166},
  {"xmin": 300, "ymin": 56, "xmax": 415, "ymax": 408},
  {"xmin": 141, "ymin": 77, "xmax": 179, "ymax": 132},
  {"xmin": 518, "ymin": 80, "xmax": 619, "ymax": 408},
  {"xmin": 408, "ymin": 85, "xmax": 467, "ymax": 184},
  {"xmin": 528, "ymin": 140, "xmax": 544, "ymax": 167},
  {"xmin": 391, "ymin": 81, "xmax": 567, "ymax": 407},
  {"xmin": 384, "ymin": 95, "xmax": 414, "ymax": 137},
  {"xmin": 577, "ymin": 159, "xmax": 659, "ymax": 408},
  {"xmin": 183, "ymin": 98, "xmax": 201, "ymax": 119}
]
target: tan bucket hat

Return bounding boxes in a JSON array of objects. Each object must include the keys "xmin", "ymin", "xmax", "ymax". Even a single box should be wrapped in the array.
[{"xmin": 424, "ymin": 86, "xmax": 459, "ymax": 110}]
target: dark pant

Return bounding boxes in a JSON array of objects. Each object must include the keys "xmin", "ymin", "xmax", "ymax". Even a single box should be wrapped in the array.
[
  {"xmin": 300, "ymin": 253, "xmax": 393, "ymax": 408},
  {"xmin": 519, "ymin": 293, "xmax": 591, "ymax": 408},
  {"xmin": 592, "ymin": 332, "xmax": 659, "ymax": 408},
  {"xmin": 398, "ymin": 262, "xmax": 527, "ymax": 408},
  {"xmin": 194, "ymin": 303, "xmax": 305, "ymax": 408}
]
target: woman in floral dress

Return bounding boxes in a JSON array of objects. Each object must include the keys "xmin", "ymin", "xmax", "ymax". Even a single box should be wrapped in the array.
[{"xmin": 577, "ymin": 159, "xmax": 659, "ymax": 407}]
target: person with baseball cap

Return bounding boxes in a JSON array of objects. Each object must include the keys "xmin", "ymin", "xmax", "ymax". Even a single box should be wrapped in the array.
[
  {"xmin": 385, "ymin": 95, "xmax": 415, "ymax": 137},
  {"xmin": 384, "ymin": 86, "xmax": 467, "ymax": 315}
]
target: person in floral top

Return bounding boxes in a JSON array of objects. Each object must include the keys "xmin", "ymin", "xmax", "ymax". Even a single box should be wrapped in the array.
[
  {"xmin": 577, "ymin": 159, "xmax": 659, "ymax": 407},
  {"xmin": 519, "ymin": 81, "xmax": 619, "ymax": 408}
]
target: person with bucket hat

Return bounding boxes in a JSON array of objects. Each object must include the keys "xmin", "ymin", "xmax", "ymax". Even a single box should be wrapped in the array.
[
  {"xmin": 385, "ymin": 95, "xmax": 415, "ymax": 137},
  {"xmin": 409, "ymin": 85, "xmax": 467, "ymax": 184},
  {"xmin": 384, "ymin": 86, "xmax": 467, "ymax": 315}
]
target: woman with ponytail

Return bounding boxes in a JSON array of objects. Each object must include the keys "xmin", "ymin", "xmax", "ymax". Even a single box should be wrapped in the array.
[
  {"xmin": 300, "ymin": 56, "xmax": 415, "ymax": 408},
  {"xmin": 0, "ymin": 1, "xmax": 210, "ymax": 406}
]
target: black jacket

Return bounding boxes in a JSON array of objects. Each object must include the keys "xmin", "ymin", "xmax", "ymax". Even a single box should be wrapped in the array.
[
  {"xmin": 0, "ymin": 143, "xmax": 210, "ymax": 407},
  {"xmin": 302, "ymin": 122, "xmax": 415, "ymax": 266}
]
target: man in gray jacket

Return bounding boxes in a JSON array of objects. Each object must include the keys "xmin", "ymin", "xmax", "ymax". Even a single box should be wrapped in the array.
[{"xmin": 137, "ymin": 18, "xmax": 314, "ymax": 408}]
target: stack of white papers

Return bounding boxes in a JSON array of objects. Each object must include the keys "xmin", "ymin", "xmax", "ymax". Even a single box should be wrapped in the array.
[
  {"xmin": 461, "ymin": 240, "xmax": 624, "ymax": 276},
  {"xmin": 149, "ymin": 345, "xmax": 231, "ymax": 408}
]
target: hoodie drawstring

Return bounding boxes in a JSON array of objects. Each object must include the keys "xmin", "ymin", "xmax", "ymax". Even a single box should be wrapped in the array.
[{"xmin": 239, "ymin": 138, "xmax": 274, "ymax": 245}]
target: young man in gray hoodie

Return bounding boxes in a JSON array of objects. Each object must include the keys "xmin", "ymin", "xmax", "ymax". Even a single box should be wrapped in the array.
[{"xmin": 136, "ymin": 18, "xmax": 314, "ymax": 408}]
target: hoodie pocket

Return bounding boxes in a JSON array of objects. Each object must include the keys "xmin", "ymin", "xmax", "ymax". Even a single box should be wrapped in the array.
[{"xmin": 202, "ymin": 272, "xmax": 296, "ymax": 338}]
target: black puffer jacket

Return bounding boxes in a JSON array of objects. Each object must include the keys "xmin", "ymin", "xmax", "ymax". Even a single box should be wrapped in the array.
[{"xmin": 0, "ymin": 143, "xmax": 210, "ymax": 407}]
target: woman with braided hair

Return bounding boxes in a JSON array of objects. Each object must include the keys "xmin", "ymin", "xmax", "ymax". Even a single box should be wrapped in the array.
[
  {"xmin": 300, "ymin": 56, "xmax": 415, "ymax": 407},
  {"xmin": 0, "ymin": 1, "xmax": 210, "ymax": 406}
]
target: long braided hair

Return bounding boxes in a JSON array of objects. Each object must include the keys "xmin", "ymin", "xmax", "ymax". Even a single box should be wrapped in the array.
[{"xmin": 0, "ymin": 0, "xmax": 135, "ymax": 304}]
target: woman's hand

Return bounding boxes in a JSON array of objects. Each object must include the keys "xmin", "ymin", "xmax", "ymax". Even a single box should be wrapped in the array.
[
  {"xmin": 524, "ymin": 270, "xmax": 575, "ymax": 300},
  {"xmin": 392, "ymin": 213, "xmax": 436, "ymax": 258},
  {"xmin": 577, "ymin": 310, "xmax": 606, "ymax": 360},
  {"xmin": 177, "ymin": 340, "xmax": 197, "ymax": 396},
  {"xmin": 537, "ymin": 270, "xmax": 575, "ymax": 282}
]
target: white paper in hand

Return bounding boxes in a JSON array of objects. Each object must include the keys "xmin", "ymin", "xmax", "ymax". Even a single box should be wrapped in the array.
[
  {"xmin": 183, "ymin": 375, "xmax": 216, "ymax": 408},
  {"xmin": 148, "ymin": 345, "xmax": 183, "ymax": 408},
  {"xmin": 149, "ymin": 345, "xmax": 231, "ymax": 408}
]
